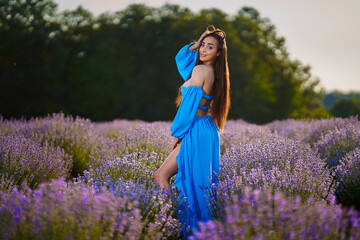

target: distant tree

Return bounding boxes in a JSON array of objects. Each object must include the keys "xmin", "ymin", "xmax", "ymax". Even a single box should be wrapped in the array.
[
  {"xmin": 0, "ymin": 1, "xmax": 329, "ymax": 123},
  {"xmin": 226, "ymin": 7, "xmax": 328, "ymax": 122},
  {"xmin": 0, "ymin": 0, "xmax": 59, "ymax": 118},
  {"xmin": 323, "ymin": 90, "xmax": 360, "ymax": 108},
  {"xmin": 329, "ymin": 98, "xmax": 360, "ymax": 118}
]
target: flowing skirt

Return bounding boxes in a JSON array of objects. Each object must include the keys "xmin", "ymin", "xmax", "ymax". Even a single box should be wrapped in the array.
[{"xmin": 174, "ymin": 114, "xmax": 220, "ymax": 237}]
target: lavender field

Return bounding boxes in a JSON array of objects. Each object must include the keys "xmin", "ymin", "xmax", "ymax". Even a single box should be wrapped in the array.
[{"xmin": 1, "ymin": 113, "xmax": 360, "ymax": 239}]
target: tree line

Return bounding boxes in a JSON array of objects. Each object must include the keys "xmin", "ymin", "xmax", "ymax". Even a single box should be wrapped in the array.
[
  {"xmin": 323, "ymin": 91, "xmax": 360, "ymax": 118},
  {"xmin": 0, "ymin": 0, "xmax": 330, "ymax": 123}
]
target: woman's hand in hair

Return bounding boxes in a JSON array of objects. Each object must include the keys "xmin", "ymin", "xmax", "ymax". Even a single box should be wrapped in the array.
[{"xmin": 190, "ymin": 30, "xmax": 210, "ymax": 51}]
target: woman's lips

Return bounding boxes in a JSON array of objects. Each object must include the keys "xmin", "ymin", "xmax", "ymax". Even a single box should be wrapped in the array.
[{"xmin": 200, "ymin": 54, "xmax": 206, "ymax": 58}]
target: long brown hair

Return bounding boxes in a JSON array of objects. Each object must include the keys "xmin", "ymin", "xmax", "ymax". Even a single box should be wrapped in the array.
[{"xmin": 175, "ymin": 26, "xmax": 230, "ymax": 131}]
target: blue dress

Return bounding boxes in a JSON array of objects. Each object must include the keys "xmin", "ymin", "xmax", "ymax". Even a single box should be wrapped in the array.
[{"xmin": 171, "ymin": 43, "xmax": 220, "ymax": 237}]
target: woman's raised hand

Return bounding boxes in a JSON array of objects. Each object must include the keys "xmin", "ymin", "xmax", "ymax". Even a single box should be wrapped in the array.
[
  {"xmin": 190, "ymin": 29, "xmax": 210, "ymax": 51},
  {"xmin": 199, "ymin": 30, "xmax": 210, "ymax": 42}
]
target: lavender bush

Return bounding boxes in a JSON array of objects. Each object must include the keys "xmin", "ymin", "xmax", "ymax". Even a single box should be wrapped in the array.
[
  {"xmin": 266, "ymin": 116, "xmax": 360, "ymax": 145},
  {"xmin": 221, "ymin": 120, "xmax": 275, "ymax": 154},
  {"xmin": 219, "ymin": 137, "xmax": 333, "ymax": 203},
  {"xmin": 0, "ymin": 178, "xmax": 143, "ymax": 240},
  {"xmin": 313, "ymin": 123, "xmax": 360, "ymax": 167},
  {"xmin": 335, "ymin": 148, "xmax": 360, "ymax": 210},
  {"xmin": 1, "ymin": 113, "xmax": 360, "ymax": 239},
  {"xmin": 0, "ymin": 135, "xmax": 71, "ymax": 191},
  {"xmin": 81, "ymin": 149, "xmax": 182, "ymax": 239},
  {"xmin": 90, "ymin": 121, "xmax": 173, "ymax": 170},
  {"xmin": 264, "ymin": 118, "xmax": 311, "ymax": 141},
  {"xmin": 190, "ymin": 187, "xmax": 360, "ymax": 240},
  {"xmin": 89, "ymin": 149, "xmax": 167, "ymax": 184},
  {"xmin": 90, "ymin": 177, "xmax": 182, "ymax": 239},
  {"xmin": 0, "ymin": 113, "xmax": 102, "ymax": 177},
  {"xmin": 95, "ymin": 120, "xmax": 172, "ymax": 154}
]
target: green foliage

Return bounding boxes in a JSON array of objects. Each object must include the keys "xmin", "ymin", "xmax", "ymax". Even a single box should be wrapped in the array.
[
  {"xmin": 323, "ymin": 90, "xmax": 360, "ymax": 108},
  {"xmin": 0, "ymin": 1, "xmax": 327, "ymax": 123},
  {"xmin": 330, "ymin": 98, "xmax": 360, "ymax": 118}
]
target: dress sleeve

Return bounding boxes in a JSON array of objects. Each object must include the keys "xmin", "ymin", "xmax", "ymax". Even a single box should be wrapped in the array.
[
  {"xmin": 175, "ymin": 42, "xmax": 198, "ymax": 81},
  {"xmin": 171, "ymin": 86, "xmax": 203, "ymax": 139}
]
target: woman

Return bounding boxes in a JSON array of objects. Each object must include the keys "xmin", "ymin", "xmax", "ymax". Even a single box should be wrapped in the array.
[{"xmin": 154, "ymin": 26, "xmax": 230, "ymax": 236}]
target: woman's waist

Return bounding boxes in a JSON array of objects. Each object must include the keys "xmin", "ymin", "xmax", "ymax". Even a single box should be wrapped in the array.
[
  {"xmin": 195, "ymin": 108, "xmax": 211, "ymax": 117},
  {"xmin": 195, "ymin": 114, "xmax": 212, "ymax": 118},
  {"xmin": 192, "ymin": 114, "xmax": 219, "ymax": 133},
  {"xmin": 194, "ymin": 114, "xmax": 216, "ymax": 124}
]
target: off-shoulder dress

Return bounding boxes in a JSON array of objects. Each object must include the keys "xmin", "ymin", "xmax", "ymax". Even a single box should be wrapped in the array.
[{"xmin": 171, "ymin": 43, "xmax": 220, "ymax": 236}]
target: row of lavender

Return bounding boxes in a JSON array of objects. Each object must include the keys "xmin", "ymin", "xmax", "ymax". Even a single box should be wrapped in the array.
[{"xmin": 0, "ymin": 113, "xmax": 359, "ymax": 239}]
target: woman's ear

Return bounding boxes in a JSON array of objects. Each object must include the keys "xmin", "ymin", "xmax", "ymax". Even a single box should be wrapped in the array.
[{"xmin": 216, "ymin": 51, "xmax": 221, "ymax": 56}]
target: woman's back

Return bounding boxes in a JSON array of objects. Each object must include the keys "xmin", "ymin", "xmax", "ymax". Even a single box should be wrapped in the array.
[{"xmin": 181, "ymin": 64, "xmax": 215, "ymax": 117}]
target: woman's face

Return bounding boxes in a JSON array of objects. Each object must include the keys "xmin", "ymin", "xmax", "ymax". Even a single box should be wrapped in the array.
[{"xmin": 199, "ymin": 36, "xmax": 220, "ymax": 65}]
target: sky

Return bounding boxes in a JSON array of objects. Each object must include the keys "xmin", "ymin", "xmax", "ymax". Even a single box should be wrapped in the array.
[{"xmin": 54, "ymin": 0, "xmax": 360, "ymax": 92}]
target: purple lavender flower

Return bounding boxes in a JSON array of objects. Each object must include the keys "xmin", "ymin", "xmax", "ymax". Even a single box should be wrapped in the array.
[
  {"xmin": 313, "ymin": 123, "xmax": 360, "ymax": 168},
  {"xmin": 335, "ymin": 148, "xmax": 360, "ymax": 210},
  {"xmin": 190, "ymin": 187, "xmax": 360, "ymax": 240},
  {"xmin": 0, "ymin": 135, "xmax": 71, "ymax": 191},
  {"xmin": 219, "ymin": 136, "xmax": 333, "ymax": 204},
  {"xmin": 0, "ymin": 178, "xmax": 143, "ymax": 239},
  {"xmin": 1, "ymin": 113, "xmax": 360, "ymax": 239}
]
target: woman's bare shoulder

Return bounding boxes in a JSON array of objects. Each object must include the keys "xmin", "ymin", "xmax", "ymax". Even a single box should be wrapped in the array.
[
  {"xmin": 188, "ymin": 65, "xmax": 214, "ymax": 87},
  {"xmin": 192, "ymin": 65, "xmax": 214, "ymax": 79},
  {"xmin": 193, "ymin": 64, "xmax": 213, "ymax": 73}
]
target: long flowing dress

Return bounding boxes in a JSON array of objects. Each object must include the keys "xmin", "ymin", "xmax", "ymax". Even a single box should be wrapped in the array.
[{"xmin": 171, "ymin": 43, "xmax": 220, "ymax": 237}]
